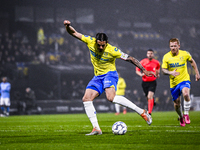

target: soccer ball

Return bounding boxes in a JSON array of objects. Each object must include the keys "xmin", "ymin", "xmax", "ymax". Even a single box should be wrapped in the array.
[{"xmin": 112, "ymin": 121, "xmax": 127, "ymax": 135}]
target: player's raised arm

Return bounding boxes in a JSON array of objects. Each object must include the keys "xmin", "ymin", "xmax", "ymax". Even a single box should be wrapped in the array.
[
  {"xmin": 136, "ymin": 70, "xmax": 145, "ymax": 77},
  {"xmin": 120, "ymin": 53, "xmax": 156, "ymax": 77},
  {"xmin": 63, "ymin": 20, "xmax": 82, "ymax": 40}
]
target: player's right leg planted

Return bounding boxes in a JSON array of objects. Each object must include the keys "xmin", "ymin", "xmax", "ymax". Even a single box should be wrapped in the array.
[
  {"xmin": 179, "ymin": 117, "xmax": 186, "ymax": 127},
  {"xmin": 140, "ymin": 110, "xmax": 152, "ymax": 125},
  {"xmin": 83, "ymin": 101, "xmax": 102, "ymax": 135},
  {"xmin": 85, "ymin": 127, "xmax": 102, "ymax": 136}
]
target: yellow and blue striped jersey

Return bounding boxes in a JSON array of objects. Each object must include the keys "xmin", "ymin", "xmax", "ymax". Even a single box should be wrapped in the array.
[
  {"xmin": 81, "ymin": 35, "xmax": 122, "ymax": 76},
  {"xmin": 162, "ymin": 50, "xmax": 192, "ymax": 88}
]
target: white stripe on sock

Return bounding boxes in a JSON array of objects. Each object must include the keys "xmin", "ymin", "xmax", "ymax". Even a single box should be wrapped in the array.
[{"xmin": 184, "ymin": 101, "xmax": 191, "ymax": 115}]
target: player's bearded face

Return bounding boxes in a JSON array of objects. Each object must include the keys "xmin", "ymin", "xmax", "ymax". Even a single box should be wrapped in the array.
[
  {"xmin": 96, "ymin": 40, "xmax": 107, "ymax": 52},
  {"xmin": 169, "ymin": 42, "xmax": 180, "ymax": 56},
  {"xmin": 147, "ymin": 51, "xmax": 154, "ymax": 60}
]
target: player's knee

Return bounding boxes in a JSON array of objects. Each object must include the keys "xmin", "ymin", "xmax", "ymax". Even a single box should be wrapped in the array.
[
  {"xmin": 82, "ymin": 96, "xmax": 88, "ymax": 102},
  {"xmin": 147, "ymin": 96, "xmax": 153, "ymax": 100},
  {"xmin": 82, "ymin": 96, "xmax": 94, "ymax": 102},
  {"xmin": 183, "ymin": 93, "xmax": 190, "ymax": 99},
  {"xmin": 174, "ymin": 103, "xmax": 180, "ymax": 109},
  {"xmin": 174, "ymin": 99, "xmax": 180, "ymax": 106},
  {"xmin": 106, "ymin": 95, "xmax": 115, "ymax": 102},
  {"xmin": 82, "ymin": 97, "xmax": 88, "ymax": 102}
]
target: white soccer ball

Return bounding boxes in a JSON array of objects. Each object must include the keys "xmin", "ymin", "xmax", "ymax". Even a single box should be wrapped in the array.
[{"xmin": 112, "ymin": 121, "xmax": 127, "ymax": 135}]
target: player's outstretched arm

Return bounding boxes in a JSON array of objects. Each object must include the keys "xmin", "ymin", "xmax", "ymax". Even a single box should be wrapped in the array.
[
  {"xmin": 189, "ymin": 58, "xmax": 200, "ymax": 81},
  {"xmin": 136, "ymin": 70, "xmax": 145, "ymax": 77},
  {"xmin": 125, "ymin": 56, "xmax": 156, "ymax": 77},
  {"xmin": 63, "ymin": 20, "xmax": 82, "ymax": 40}
]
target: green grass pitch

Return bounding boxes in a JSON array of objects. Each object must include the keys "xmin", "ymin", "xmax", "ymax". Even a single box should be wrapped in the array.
[{"xmin": 0, "ymin": 111, "xmax": 200, "ymax": 150}]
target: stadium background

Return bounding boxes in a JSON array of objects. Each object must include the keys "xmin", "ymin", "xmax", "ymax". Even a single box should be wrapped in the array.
[{"xmin": 0, "ymin": 0, "xmax": 200, "ymax": 114}]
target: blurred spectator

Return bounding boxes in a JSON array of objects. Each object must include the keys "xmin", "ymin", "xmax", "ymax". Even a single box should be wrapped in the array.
[
  {"xmin": 14, "ymin": 50, "xmax": 23, "ymax": 62},
  {"xmin": 37, "ymin": 27, "xmax": 46, "ymax": 45},
  {"xmin": 24, "ymin": 87, "xmax": 41, "ymax": 114},
  {"xmin": 77, "ymin": 79, "xmax": 85, "ymax": 97},
  {"xmin": 16, "ymin": 62, "xmax": 28, "ymax": 79},
  {"xmin": 46, "ymin": 51, "xmax": 60, "ymax": 65},
  {"xmin": 3, "ymin": 56, "xmax": 17, "ymax": 80},
  {"xmin": 61, "ymin": 80, "xmax": 68, "ymax": 99},
  {"xmin": 38, "ymin": 51, "xmax": 46, "ymax": 64},
  {"xmin": 21, "ymin": 35, "xmax": 29, "ymax": 44},
  {"xmin": 70, "ymin": 80, "xmax": 79, "ymax": 99}
]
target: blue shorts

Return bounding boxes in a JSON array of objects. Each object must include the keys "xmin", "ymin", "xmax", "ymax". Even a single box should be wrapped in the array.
[
  {"xmin": 86, "ymin": 71, "xmax": 118, "ymax": 95},
  {"xmin": 170, "ymin": 81, "xmax": 191, "ymax": 101}
]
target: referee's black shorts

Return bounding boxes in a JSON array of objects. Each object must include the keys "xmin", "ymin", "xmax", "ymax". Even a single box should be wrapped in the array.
[{"xmin": 142, "ymin": 80, "xmax": 157, "ymax": 97}]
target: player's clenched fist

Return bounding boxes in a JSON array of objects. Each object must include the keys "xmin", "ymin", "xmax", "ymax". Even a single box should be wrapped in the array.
[{"xmin": 64, "ymin": 20, "xmax": 70, "ymax": 26}]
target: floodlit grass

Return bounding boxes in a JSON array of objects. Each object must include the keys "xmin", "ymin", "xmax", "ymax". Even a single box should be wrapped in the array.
[{"xmin": 0, "ymin": 111, "xmax": 200, "ymax": 150}]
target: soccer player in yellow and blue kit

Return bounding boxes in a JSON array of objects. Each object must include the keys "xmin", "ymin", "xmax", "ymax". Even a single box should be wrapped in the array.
[
  {"xmin": 64, "ymin": 20, "xmax": 155, "ymax": 135},
  {"xmin": 162, "ymin": 38, "xmax": 200, "ymax": 127}
]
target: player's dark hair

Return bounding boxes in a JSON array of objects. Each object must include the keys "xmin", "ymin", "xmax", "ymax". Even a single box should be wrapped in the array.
[
  {"xmin": 147, "ymin": 49, "xmax": 154, "ymax": 52},
  {"xmin": 96, "ymin": 33, "xmax": 108, "ymax": 43}
]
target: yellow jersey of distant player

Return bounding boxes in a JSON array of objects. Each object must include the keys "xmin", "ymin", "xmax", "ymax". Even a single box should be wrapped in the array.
[
  {"xmin": 116, "ymin": 77, "xmax": 126, "ymax": 96},
  {"xmin": 81, "ymin": 35, "xmax": 122, "ymax": 76},
  {"xmin": 162, "ymin": 50, "xmax": 192, "ymax": 88}
]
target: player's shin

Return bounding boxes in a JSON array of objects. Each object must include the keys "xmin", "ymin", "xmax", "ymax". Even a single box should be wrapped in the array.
[
  {"xmin": 83, "ymin": 101, "xmax": 101, "ymax": 130},
  {"xmin": 148, "ymin": 99, "xmax": 154, "ymax": 114},
  {"xmin": 115, "ymin": 104, "xmax": 120, "ymax": 113},
  {"xmin": 175, "ymin": 103, "xmax": 183, "ymax": 118},
  {"xmin": 113, "ymin": 95, "xmax": 143, "ymax": 115},
  {"xmin": 184, "ymin": 100, "xmax": 191, "ymax": 115}
]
